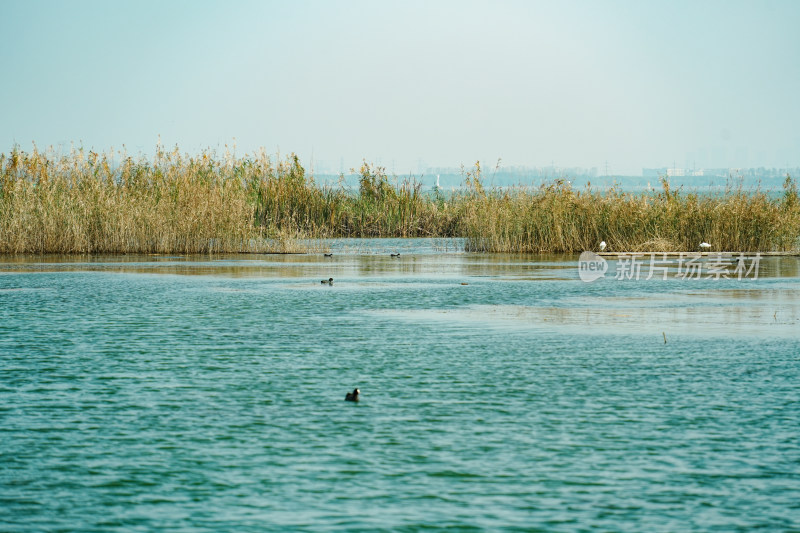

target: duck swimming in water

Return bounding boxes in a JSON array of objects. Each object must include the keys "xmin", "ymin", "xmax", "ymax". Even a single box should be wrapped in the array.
[
  {"xmin": 321, "ymin": 277, "xmax": 333, "ymax": 285},
  {"xmin": 345, "ymin": 388, "xmax": 360, "ymax": 402}
]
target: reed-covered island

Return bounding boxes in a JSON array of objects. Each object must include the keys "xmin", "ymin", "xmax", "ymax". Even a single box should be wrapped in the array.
[{"xmin": 1, "ymin": 146, "xmax": 798, "ymax": 254}]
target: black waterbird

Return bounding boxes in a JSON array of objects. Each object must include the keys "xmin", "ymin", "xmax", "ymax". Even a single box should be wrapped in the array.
[{"xmin": 345, "ymin": 388, "xmax": 360, "ymax": 402}]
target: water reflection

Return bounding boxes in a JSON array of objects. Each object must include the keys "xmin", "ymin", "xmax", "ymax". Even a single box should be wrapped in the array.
[
  {"xmin": 0, "ymin": 240, "xmax": 798, "ymax": 284},
  {"xmin": 374, "ymin": 297, "xmax": 800, "ymax": 339}
]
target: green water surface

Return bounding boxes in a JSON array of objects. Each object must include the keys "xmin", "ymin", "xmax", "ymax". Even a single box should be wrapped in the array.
[{"xmin": 2, "ymin": 241, "xmax": 799, "ymax": 531}]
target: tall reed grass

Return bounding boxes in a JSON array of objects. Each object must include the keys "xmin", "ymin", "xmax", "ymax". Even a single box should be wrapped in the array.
[
  {"xmin": 460, "ymin": 174, "xmax": 800, "ymax": 253},
  {"xmin": 1, "ymin": 146, "xmax": 798, "ymax": 254}
]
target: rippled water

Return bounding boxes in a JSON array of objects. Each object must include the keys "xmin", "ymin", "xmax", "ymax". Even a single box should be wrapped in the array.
[{"xmin": 2, "ymin": 241, "xmax": 799, "ymax": 531}]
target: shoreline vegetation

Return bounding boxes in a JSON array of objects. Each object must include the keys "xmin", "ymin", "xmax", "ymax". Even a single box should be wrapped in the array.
[{"xmin": 1, "ymin": 146, "xmax": 799, "ymax": 255}]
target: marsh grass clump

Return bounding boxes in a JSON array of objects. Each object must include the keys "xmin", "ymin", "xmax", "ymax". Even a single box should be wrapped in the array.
[
  {"xmin": 459, "ymin": 170, "xmax": 800, "ymax": 253},
  {"xmin": 0, "ymin": 145, "xmax": 285, "ymax": 254},
  {"xmin": 1, "ymin": 146, "xmax": 798, "ymax": 254}
]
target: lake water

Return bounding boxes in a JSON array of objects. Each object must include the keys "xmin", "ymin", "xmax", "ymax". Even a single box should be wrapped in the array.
[{"xmin": 2, "ymin": 240, "xmax": 799, "ymax": 531}]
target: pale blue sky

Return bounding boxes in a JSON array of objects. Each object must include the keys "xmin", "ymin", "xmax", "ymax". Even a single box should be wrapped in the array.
[{"xmin": 2, "ymin": 0, "xmax": 798, "ymax": 175}]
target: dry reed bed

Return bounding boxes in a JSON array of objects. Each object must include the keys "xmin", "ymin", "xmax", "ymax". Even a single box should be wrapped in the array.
[{"xmin": 1, "ymin": 147, "xmax": 798, "ymax": 254}]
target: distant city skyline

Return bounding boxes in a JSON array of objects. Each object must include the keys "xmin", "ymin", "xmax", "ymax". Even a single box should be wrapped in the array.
[
  {"xmin": 312, "ymin": 161, "xmax": 799, "ymax": 184},
  {"xmin": 2, "ymin": 0, "xmax": 799, "ymax": 176}
]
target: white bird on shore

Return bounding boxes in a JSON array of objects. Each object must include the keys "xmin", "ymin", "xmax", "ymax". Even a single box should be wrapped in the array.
[
  {"xmin": 599, "ymin": 241, "xmax": 607, "ymax": 251},
  {"xmin": 699, "ymin": 242, "xmax": 711, "ymax": 250}
]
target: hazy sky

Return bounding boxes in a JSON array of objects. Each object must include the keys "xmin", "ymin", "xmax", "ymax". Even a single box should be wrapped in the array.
[{"xmin": 2, "ymin": 0, "xmax": 799, "ymax": 175}]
